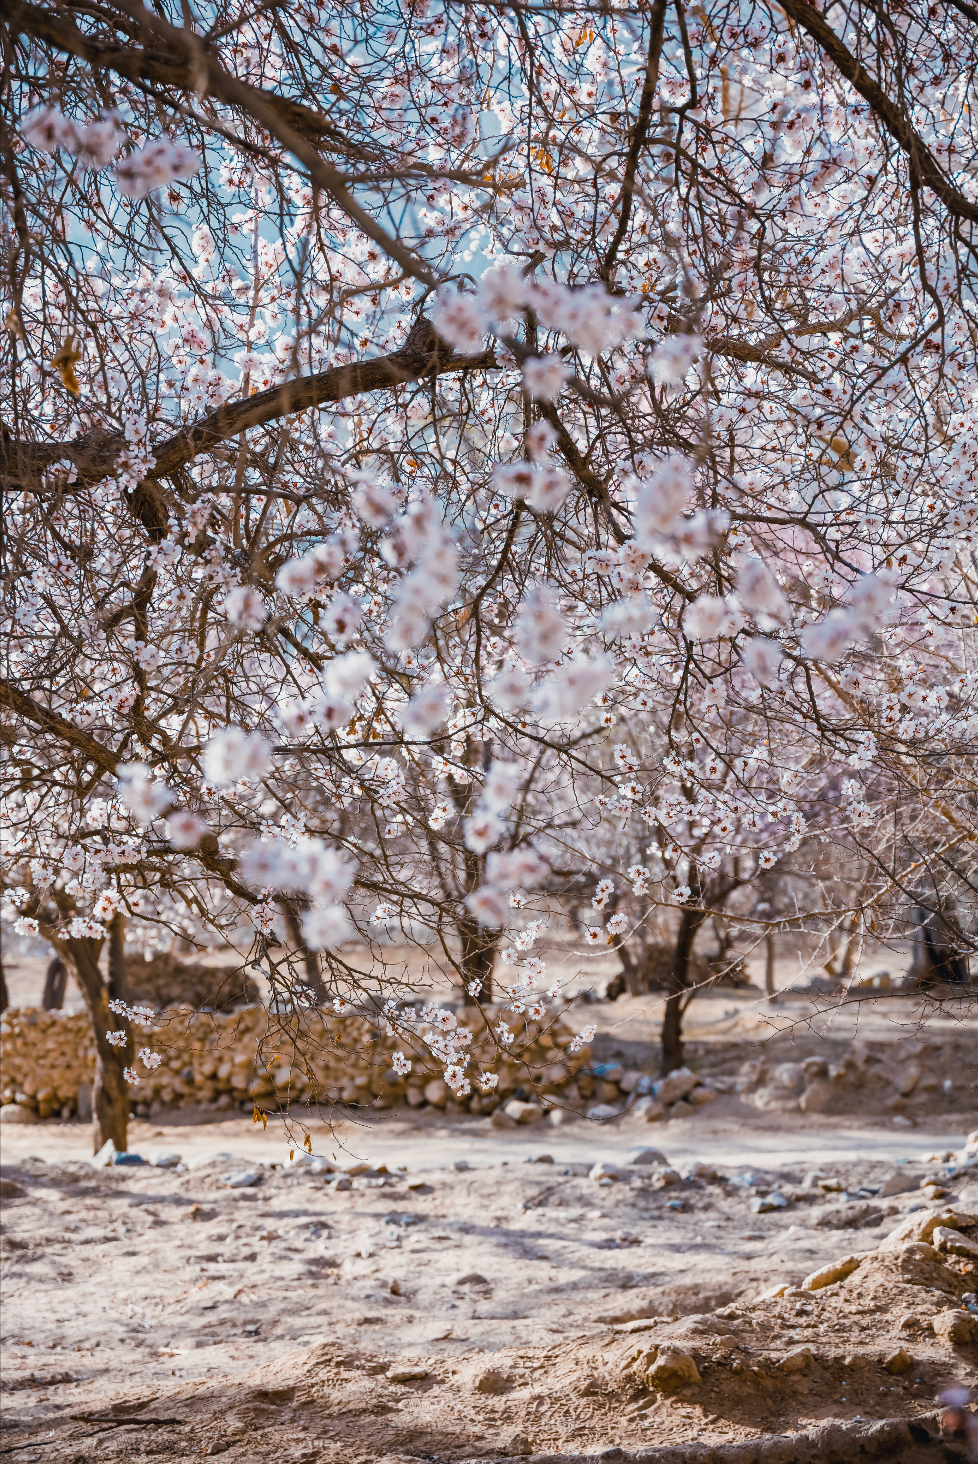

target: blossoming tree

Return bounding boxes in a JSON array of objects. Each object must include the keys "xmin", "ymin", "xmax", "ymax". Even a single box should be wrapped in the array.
[{"xmin": 2, "ymin": 0, "xmax": 976, "ymax": 1150}]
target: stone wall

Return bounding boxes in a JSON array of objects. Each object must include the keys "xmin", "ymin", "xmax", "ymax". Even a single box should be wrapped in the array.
[{"xmin": 0, "ymin": 1004, "xmax": 596, "ymax": 1121}]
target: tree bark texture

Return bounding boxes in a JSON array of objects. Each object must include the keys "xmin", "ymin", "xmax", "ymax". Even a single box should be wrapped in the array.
[{"xmin": 65, "ymin": 934, "xmax": 132, "ymax": 1153}]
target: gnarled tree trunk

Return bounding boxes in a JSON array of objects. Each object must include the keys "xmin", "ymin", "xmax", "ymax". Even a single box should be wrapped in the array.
[{"xmin": 64, "ymin": 924, "xmax": 132, "ymax": 1154}]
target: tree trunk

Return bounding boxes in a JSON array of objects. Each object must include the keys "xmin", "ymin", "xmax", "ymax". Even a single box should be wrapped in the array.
[
  {"xmin": 765, "ymin": 932, "xmax": 777, "ymax": 1005},
  {"xmin": 66, "ymin": 933, "xmax": 132, "ymax": 1153},
  {"xmin": 459, "ymin": 913, "xmax": 498, "ymax": 1003},
  {"xmin": 0, "ymin": 953, "xmax": 8, "ymax": 1012},
  {"xmin": 661, "ymin": 901, "xmax": 708, "ymax": 1075},
  {"xmin": 42, "ymin": 956, "xmax": 69, "ymax": 1009},
  {"xmin": 283, "ymin": 906, "xmax": 328, "ymax": 1005}
]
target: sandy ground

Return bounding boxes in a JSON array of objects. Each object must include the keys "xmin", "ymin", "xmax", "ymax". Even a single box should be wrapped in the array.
[
  {"xmin": 3, "ymin": 966, "xmax": 977, "ymax": 1462},
  {"xmin": 3, "ymin": 1095, "xmax": 977, "ymax": 1461}
]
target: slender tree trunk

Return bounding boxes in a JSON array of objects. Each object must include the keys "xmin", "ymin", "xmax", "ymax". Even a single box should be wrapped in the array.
[
  {"xmin": 283, "ymin": 906, "xmax": 328, "ymax": 1005},
  {"xmin": 42, "ymin": 956, "xmax": 68, "ymax": 1009},
  {"xmin": 765, "ymin": 932, "xmax": 777, "ymax": 1005},
  {"xmin": 661, "ymin": 902, "xmax": 708, "ymax": 1075},
  {"xmin": 459, "ymin": 913, "xmax": 498, "ymax": 1004},
  {"xmin": 66, "ymin": 933, "xmax": 132, "ymax": 1153},
  {"xmin": 0, "ymin": 954, "xmax": 8, "ymax": 1013}
]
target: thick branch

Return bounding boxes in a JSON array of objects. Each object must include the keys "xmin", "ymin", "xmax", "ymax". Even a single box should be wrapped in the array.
[
  {"xmin": 2, "ymin": 320, "xmax": 496, "ymax": 499},
  {"xmin": 778, "ymin": 0, "xmax": 978, "ymax": 224}
]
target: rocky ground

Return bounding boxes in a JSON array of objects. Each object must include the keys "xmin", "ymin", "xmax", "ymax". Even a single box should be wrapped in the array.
[{"xmin": 2, "ymin": 1094, "xmax": 977, "ymax": 1463}]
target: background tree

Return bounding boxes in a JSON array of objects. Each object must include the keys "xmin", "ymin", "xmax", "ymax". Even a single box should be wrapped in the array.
[{"xmin": 2, "ymin": 0, "xmax": 976, "ymax": 1154}]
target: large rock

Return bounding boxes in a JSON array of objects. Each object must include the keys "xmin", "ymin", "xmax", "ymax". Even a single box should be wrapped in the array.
[
  {"xmin": 653, "ymin": 1067, "xmax": 699, "ymax": 1105},
  {"xmin": 883, "ymin": 1347, "xmax": 914, "ymax": 1374},
  {"xmin": 687, "ymin": 1085, "xmax": 717, "ymax": 1106},
  {"xmin": 647, "ymin": 1347, "xmax": 700, "ymax": 1390},
  {"xmin": 632, "ymin": 1096, "xmax": 666, "ymax": 1122},
  {"xmin": 424, "ymin": 1078, "xmax": 448, "ymax": 1108}
]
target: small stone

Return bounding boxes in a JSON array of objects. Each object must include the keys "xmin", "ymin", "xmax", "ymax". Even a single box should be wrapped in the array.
[
  {"xmin": 589, "ymin": 1162, "xmax": 620, "ymax": 1182},
  {"xmin": 224, "ymin": 1169, "xmax": 262, "ymax": 1189},
  {"xmin": 389, "ymin": 1279, "xmax": 402, "ymax": 1295},
  {"xmin": 503, "ymin": 1433, "xmax": 532, "ymax": 1457},
  {"xmin": 801, "ymin": 1253, "xmax": 868, "ymax": 1290},
  {"xmin": 844, "ymin": 1353, "xmax": 869, "ymax": 1369},
  {"xmin": 882, "ymin": 1347, "xmax": 913, "ymax": 1374},
  {"xmin": 424, "ymin": 1078, "xmax": 448, "ymax": 1108},
  {"xmin": 474, "ymin": 1368, "xmax": 509, "ymax": 1394},
  {"xmin": 687, "ymin": 1085, "xmax": 717, "ymax": 1106},
  {"xmin": 491, "ymin": 1105, "xmax": 518, "ymax": 1130},
  {"xmin": 750, "ymin": 1191, "xmax": 788, "ymax": 1213},
  {"xmin": 898, "ymin": 1241, "xmax": 937, "ymax": 1263},
  {"xmin": 777, "ymin": 1346, "xmax": 813, "ymax": 1373},
  {"xmin": 647, "ymin": 1347, "xmax": 700, "ymax": 1391},
  {"xmin": 205, "ymin": 1442, "xmax": 230, "ymax": 1456},
  {"xmin": 586, "ymin": 1103, "xmax": 621, "ymax": 1122},
  {"xmin": 799, "ymin": 1080, "xmax": 836, "ymax": 1114},
  {"xmin": 453, "ymin": 1159, "xmax": 470, "ymax": 1171},
  {"xmin": 0, "ymin": 1104, "xmax": 38, "ymax": 1125},
  {"xmin": 932, "ymin": 1309, "xmax": 977, "ymax": 1345},
  {"xmin": 547, "ymin": 1107, "xmax": 578, "ymax": 1127},
  {"xmin": 112, "ymin": 1151, "xmax": 146, "ymax": 1166},
  {"xmin": 455, "ymin": 1272, "xmax": 488, "ymax": 1285},
  {"xmin": 932, "ymin": 1226, "xmax": 978, "ymax": 1259},
  {"xmin": 91, "ymin": 1139, "xmax": 118, "ymax": 1167},
  {"xmin": 387, "ymin": 1364, "xmax": 428, "ymax": 1382},
  {"xmin": 685, "ymin": 1161, "xmax": 718, "ymax": 1182},
  {"xmin": 333, "ymin": 1176, "xmax": 352, "ymax": 1191},
  {"xmin": 529, "ymin": 1153, "xmax": 554, "ymax": 1163},
  {"xmin": 503, "ymin": 1099, "xmax": 543, "ymax": 1125},
  {"xmin": 148, "ymin": 1151, "xmax": 182, "ymax": 1169},
  {"xmin": 879, "ymin": 1169, "xmax": 923, "ymax": 1197},
  {"xmin": 650, "ymin": 1167, "xmax": 681, "ymax": 1189},
  {"xmin": 653, "ymin": 1067, "xmax": 699, "ymax": 1105},
  {"xmin": 631, "ymin": 1096, "xmax": 667, "ymax": 1123},
  {"xmin": 631, "ymin": 1148, "xmax": 669, "ymax": 1167}
]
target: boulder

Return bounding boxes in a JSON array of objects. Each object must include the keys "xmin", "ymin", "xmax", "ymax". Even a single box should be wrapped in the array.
[
  {"xmin": 632, "ymin": 1096, "xmax": 666, "ymax": 1123},
  {"xmin": 424, "ymin": 1079, "xmax": 449, "ymax": 1108},
  {"xmin": 932, "ymin": 1310, "xmax": 977, "ymax": 1345},
  {"xmin": 882, "ymin": 1347, "xmax": 914, "ymax": 1374},
  {"xmin": 491, "ymin": 1105, "xmax": 518, "ymax": 1130},
  {"xmin": 647, "ymin": 1347, "xmax": 700, "ymax": 1390},
  {"xmin": 688, "ymin": 1085, "xmax": 717, "ymax": 1106}
]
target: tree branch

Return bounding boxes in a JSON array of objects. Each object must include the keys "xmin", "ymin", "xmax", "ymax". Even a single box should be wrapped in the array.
[
  {"xmin": 2, "ymin": 320, "xmax": 496, "ymax": 511},
  {"xmin": 778, "ymin": 0, "xmax": 978, "ymax": 224}
]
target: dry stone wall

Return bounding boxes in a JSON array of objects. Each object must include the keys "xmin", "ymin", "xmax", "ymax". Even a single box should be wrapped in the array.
[{"xmin": 0, "ymin": 1004, "xmax": 595, "ymax": 1120}]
